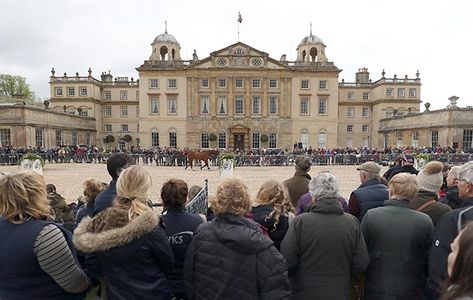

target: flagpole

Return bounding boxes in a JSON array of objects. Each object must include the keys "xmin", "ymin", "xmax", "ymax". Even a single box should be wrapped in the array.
[{"xmin": 238, "ymin": 22, "xmax": 240, "ymax": 41}]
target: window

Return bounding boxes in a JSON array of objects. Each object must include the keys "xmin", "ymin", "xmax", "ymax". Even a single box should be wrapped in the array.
[
  {"xmin": 150, "ymin": 97, "xmax": 159, "ymax": 114},
  {"xmin": 235, "ymin": 79, "xmax": 243, "ymax": 88},
  {"xmin": 235, "ymin": 96, "xmax": 244, "ymax": 115},
  {"xmin": 0, "ymin": 128, "xmax": 11, "ymax": 146},
  {"xmin": 318, "ymin": 98, "xmax": 327, "ymax": 115},
  {"xmin": 464, "ymin": 130, "xmax": 473, "ymax": 149},
  {"xmin": 169, "ymin": 131, "xmax": 177, "ymax": 147},
  {"xmin": 269, "ymin": 79, "xmax": 278, "ymax": 88},
  {"xmin": 121, "ymin": 124, "xmax": 128, "ymax": 132},
  {"xmin": 384, "ymin": 134, "xmax": 389, "ymax": 148},
  {"xmin": 396, "ymin": 132, "xmax": 403, "ymax": 147},
  {"xmin": 72, "ymin": 131, "xmax": 77, "ymax": 146},
  {"xmin": 79, "ymin": 110, "xmax": 88, "ymax": 117},
  {"xmin": 300, "ymin": 97, "xmax": 309, "ymax": 115},
  {"xmin": 67, "ymin": 87, "xmax": 75, "ymax": 96},
  {"xmin": 118, "ymin": 141, "xmax": 125, "ymax": 150},
  {"xmin": 252, "ymin": 132, "xmax": 260, "ymax": 149},
  {"xmin": 168, "ymin": 95, "xmax": 177, "ymax": 114},
  {"xmin": 120, "ymin": 90, "xmax": 128, "ymax": 100},
  {"xmin": 201, "ymin": 132, "xmax": 209, "ymax": 148},
  {"xmin": 318, "ymin": 131, "xmax": 326, "ymax": 148},
  {"xmin": 409, "ymin": 88, "xmax": 417, "ymax": 98},
  {"xmin": 347, "ymin": 125, "xmax": 353, "ymax": 133},
  {"xmin": 301, "ymin": 80, "xmax": 309, "ymax": 89},
  {"xmin": 79, "ymin": 87, "xmax": 87, "ymax": 96},
  {"xmin": 252, "ymin": 79, "xmax": 261, "ymax": 88},
  {"xmin": 347, "ymin": 107, "xmax": 354, "ymax": 117},
  {"xmin": 300, "ymin": 131, "xmax": 308, "ymax": 149},
  {"xmin": 386, "ymin": 88, "xmax": 394, "ymax": 97},
  {"xmin": 105, "ymin": 124, "xmax": 112, "ymax": 132},
  {"xmin": 347, "ymin": 91, "xmax": 355, "ymax": 100},
  {"xmin": 55, "ymin": 87, "xmax": 63, "ymax": 96},
  {"xmin": 269, "ymin": 133, "xmax": 277, "ymax": 148},
  {"xmin": 218, "ymin": 79, "xmax": 227, "ymax": 88},
  {"xmin": 319, "ymin": 80, "xmax": 327, "ymax": 90},
  {"xmin": 412, "ymin": 131, "xmax": 419, "ymax": 147},
  {"xmin": 218, "ymin": 132, "xmax": 226, "ymax": 149},
  {"xmin": 362, "ymin": 125, "xmax": 369, "ymax": 133},
  {"xmin": 362, "ymin": 107, "xmax": 370, "ymax": 117},
  {"xmin": 362, "ymin": 92, "xmax": 369, "ymax": 100},
  {"xmin": 121, "ymin": 106, "xmax": 128, "ymax": 117},
  {"xmin": 397, "ymin": 88, "xmax": 405, "ymax": 98},
  {"xmin": 104, "ymin": 106, "xmax": 112, "ymax": 117},
  {"xmin": 269, "ymin": 96, "xmax": 278, "ymax": 115},
  {"xmin": 104, "ymin": 91, "xmax": 111, "ymax": 100},
  {"xmin": 201, "ymin": 96, "xmax": 210, "ymax": 114},
  {"xmin": 168, "ymin": 79, "xmax": 177, "ymax": 89},
  {"xmin": 151, "ymin": 131, "xmax": 159, "ymax": 147},
  {"xmin": 252, "ymin": 96, "xmax": 261, "ymax": 114},
  {"xmin": 54, "ymin": 129, "xmax": 61, "ymax": 146},
  {"xmin": 201, "ymin": 79, "xmax": 209, "ymax": 88},
  {"xmin": 149, "ymin": 79, "xmax": 159, "ymax": 89},
  {"xmin": 217, "ymin": 96, "xmax": 227, "ymax": 115}
]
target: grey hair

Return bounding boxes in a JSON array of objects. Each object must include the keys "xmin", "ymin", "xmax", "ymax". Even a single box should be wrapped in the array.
[
  {"xmin": 308, "ymin": 172, "xmax": 339, "ymax": 200},
  {"xmin": 449, "ymin": 166, "xmax": 461, "ymax": 178},
  {"xmin": 459, "ymin": 162, "xmax": 473, "ymax": 184},
  {"xmin": 360, "ymin": 170, "xmax": 380, "ymax": 181}
]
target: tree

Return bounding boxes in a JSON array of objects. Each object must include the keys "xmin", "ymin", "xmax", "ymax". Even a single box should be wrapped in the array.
[{"xmin": 0, "ymin": 74, "xmax": 37, "ymax": 105}]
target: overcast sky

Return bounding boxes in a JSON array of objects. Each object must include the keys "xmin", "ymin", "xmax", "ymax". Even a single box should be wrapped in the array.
[{"xmin": 1, "ymin": 0, "xmax": 471, "ymax": 109}]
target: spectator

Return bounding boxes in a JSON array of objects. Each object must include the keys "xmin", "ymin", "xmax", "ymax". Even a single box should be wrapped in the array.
[
  {"xmin": 283, "ymin": 155, "xmax": 311, "ymax": 208},
  {"xmin": 0, "ymin": 171, "xmax": 89, "ymax": 299},
  {"xmin": 281, "ymin": 172, "xmax": 369, "ymax": 299},
  {"xmin": 382, "ymin": 155, "xmax": 403, "ymax": 180},
  {"xmin": 441, "ymin": 224, "xmax": 473, "ymax": 300},
  {"xmin": 74, "ymin": 166, "xmax": 174, "ymax": 300},
  {"xmin": 362, "ymin": 172, "xmax": 434, "ymax": 299},
  {"xmin": 46, "ymin": 183, "xmax": 74, "ymax": 225},
  {"xmin": 439, "ymin": 163, "xmax": 452, "ymax": 198},
  {"xmin": 411, "ymin": 161, "xmax": 452, "ymax": 225},
  {"xmin": 75, "ymin": 179, "xmax": 107, "ymax": 226},
  {"xmin": 187, "ymin": 185, "xmax": 202, "ymax": 204},
  {"xmin": 349, "ymin": 161, "xmax": 389, "ymax": 221},
  {"xmin": 160, "ymin": 179, "xmax": 204, "ymax": 300},
  {"xmin": 439, "ymin": 166, "xmax": 462, "ymax": 209},
  {"xmin": 428, "ymin": 161, "xmax": 473, "ymax": 299},
  {"xmin": 93, "ymin": 153, "xmax": 134, "ymax": 215},
  {"xmin": 184, "ymin": 178, "xmax": 291, "ymax": 300},
  {"xmin": 250, "ymin": 179, "xmax": 295, "ymax": 250},
  {"xmin": 386, "ymin": 154, "xmax": 419, "ymax": 180}
]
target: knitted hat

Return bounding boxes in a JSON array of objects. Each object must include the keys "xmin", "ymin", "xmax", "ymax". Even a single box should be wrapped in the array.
[{"xmin": 416, "ymin": 161, "xmax": 444, "ymax": 193}]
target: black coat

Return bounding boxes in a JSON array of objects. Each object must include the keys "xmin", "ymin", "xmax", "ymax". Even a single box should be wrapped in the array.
[
  {"xmin": 184, "ymin": 214, "xmax": 291, "ymax": 300},
  {"xmin": 281, "ymin": 198, "xmax": 369, "ymax": 300},
  {"xmin": 251, "ymin": 204, "xmax": 290, "ymax": 251}
]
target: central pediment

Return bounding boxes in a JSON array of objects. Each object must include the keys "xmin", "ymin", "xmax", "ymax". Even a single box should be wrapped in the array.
[{"xmin": 189, "ymin": 42, "xmax": 291, "ymax": 70}]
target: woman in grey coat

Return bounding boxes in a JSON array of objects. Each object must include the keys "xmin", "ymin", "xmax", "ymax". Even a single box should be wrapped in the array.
[{"xmin": 281, "ymin": 172, "xmax": 369, "ymax": 300}]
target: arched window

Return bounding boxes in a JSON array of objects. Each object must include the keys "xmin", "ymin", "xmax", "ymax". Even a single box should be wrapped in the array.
[
  {"xmin": 318, "ymin": 131, "xmax": 326, "ymax": 148},
  {"xmin": 300, "ymin": 130, "xmax": 309, "ymax": 149},
  {"xmin": 160, "ymin": 46, "xmax": 168, "ymax": 60},
  {"xmin": 310, "ymin": 47, "xmax": 317, "ymax": 62},
  {"xmin": 151, "ymin": 130, "xmax": 159, "ymax": 147},
  {"xmin": 169, "ymin": 130, "xmax": 177, "ymax": 147}
]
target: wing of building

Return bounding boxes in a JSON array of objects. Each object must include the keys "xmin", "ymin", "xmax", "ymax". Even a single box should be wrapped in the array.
[{"xmin": 2, "ymin": 29, "xmax": 468, "ymax": 150}]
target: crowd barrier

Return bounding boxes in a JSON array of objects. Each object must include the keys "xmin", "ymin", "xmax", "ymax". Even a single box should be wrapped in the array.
[{"xmin": 1, "ymin": 153, "xmax": 472, "ymax": 167}]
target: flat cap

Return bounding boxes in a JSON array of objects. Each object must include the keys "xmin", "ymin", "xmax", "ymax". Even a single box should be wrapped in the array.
[{"xmin": 356, "ymin": 161, "xmax": 381, "ymax": 174}]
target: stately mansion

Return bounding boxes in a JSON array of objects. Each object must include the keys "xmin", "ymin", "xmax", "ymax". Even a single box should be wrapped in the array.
[{"xmin": 1, "ymin": 29, "xmax": 471, "ymax": 150}]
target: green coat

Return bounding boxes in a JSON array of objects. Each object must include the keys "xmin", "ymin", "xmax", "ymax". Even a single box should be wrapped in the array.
[
  {"xmin": 48, "ymin": 192, "xmax": 74, "ymax": 223},
  {"xmin": 283, "ymin": 171, "xmax": 311, "ymax": 208},
  {"xmin": 361, "ymin": 199, "xmax": 434, "ymax": 300}
]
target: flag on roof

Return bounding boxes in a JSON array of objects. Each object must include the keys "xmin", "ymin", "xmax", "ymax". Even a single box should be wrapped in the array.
[{"xmin": 238, "ymin": 12, "xmax": 242, "ymax": 23}]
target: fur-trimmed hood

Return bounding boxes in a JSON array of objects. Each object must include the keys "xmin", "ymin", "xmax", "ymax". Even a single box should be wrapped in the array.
[{"xmin": 73, "ymin": 208, "xmax": 159, "ymax": 253}]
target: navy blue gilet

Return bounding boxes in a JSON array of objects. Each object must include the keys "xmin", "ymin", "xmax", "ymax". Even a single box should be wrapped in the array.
[{"xmin": 353, "ymin": 180, "xmax": 389, "ymax": 220}]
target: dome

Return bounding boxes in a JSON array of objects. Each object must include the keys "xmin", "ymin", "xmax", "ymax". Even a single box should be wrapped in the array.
[
  {"xmin": 299, "ymin": 34, "xmax": 324, "ymax": 46},
  {"xmin": 152, "ymin": 32, "xmax": 179, "ymax": 44}
]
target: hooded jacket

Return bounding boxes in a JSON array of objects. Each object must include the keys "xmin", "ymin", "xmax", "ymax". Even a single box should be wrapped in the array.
[
  {"xmin": 184, "ymin": 214, "xmax": 291, "ymax": 300},
  {"xmin": 74, "ymin": 208, "xmax": 174, "ymax": 300}
]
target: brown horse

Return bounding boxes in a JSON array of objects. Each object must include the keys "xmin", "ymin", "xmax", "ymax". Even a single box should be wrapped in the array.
[{"xmin": 185, "ymin": 149, "xmax": 219, "ymax": 170}]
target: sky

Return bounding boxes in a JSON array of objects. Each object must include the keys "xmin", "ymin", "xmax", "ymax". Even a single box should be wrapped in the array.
[{"xmin": 1, "ymin": 0, "xmax": 472, "ymax": 110}]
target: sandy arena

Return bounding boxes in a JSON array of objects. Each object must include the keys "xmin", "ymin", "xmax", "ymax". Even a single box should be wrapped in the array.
[{"xmin": 0, "ymin": 163, "xmax": 389, "ymax": 203}]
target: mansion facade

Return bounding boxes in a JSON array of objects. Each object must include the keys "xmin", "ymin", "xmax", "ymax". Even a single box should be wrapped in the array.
[{"xmin": 46, "ymin": 29, "xmax": 425, "ymax": 150}]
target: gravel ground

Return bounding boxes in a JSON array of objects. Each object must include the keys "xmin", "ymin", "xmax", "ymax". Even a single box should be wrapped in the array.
[{"xmin": 0, "ymin": 163, "xmax": 389, "ymax": 204}]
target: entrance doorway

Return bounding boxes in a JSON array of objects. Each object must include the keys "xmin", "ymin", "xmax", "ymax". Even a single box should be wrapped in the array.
[{"xmin": 234, "ymin": 134, "xmax": 244, "ymax": 150}]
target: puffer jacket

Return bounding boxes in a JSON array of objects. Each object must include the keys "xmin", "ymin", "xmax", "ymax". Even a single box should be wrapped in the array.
[
  {"xmin": 251, "ymin": 204, "xmax": 290, "ymax": 251},
  {"xmin": 74, "ymin": 208, "xmax": 174, "ymax": 300},
  {"xmin": 184, "ymin": 214, "xmax": 291, "ymax": 300}
]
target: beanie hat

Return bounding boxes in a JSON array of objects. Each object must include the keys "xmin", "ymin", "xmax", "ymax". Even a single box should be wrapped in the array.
[
  {"xmin": 295, "ymin": 156, "xmax": 312, "ymax": 172},
  {"xmin": 416, "ymin": 161, "xmax": 444, "ymax": 193}
]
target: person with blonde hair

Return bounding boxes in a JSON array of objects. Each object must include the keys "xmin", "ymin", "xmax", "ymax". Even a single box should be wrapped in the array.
[
  {"xmin": 281, "ymin": 172, "xmax": 369, "ymax": 299},
  {"xmin": 250, "ymin": 179, "xmax": 295, "ymax": 250},
  {"xmin": 75, "ymin": 179, "xmax": 108, "ymax": 225},
  {"xmin": 361, "ymin": 172, "xmax": 434, "ymax": 299},
  {"xmin": 0, "ymin": 171, "xmax": 90, "ymax": 299},
  {"xmin": 184, "ymin": 177, "xmax": 291, "ymax": 299},
  {"xmin": 74, "ymin": 165, "xmax": 174, "ymax": 300}
]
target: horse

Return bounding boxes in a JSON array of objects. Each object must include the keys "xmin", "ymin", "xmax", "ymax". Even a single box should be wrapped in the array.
[{"xmin": 185, "ymin": 149, "xmax": 219, "ymax": 170}]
